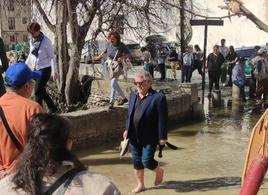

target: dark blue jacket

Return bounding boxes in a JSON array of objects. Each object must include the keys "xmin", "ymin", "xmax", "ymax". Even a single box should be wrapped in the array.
[{"xmin": 125, "ymin": 89, "xmax": 168, "ymax": 145}]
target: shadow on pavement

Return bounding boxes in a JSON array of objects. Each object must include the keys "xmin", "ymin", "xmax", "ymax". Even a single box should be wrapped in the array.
[
  {"xmin": 149, "ymin": 177, "xmax": 241, "ymax": 192},
  {"xmin": 81, "ymin": 157, "xmax": 132, "ymax": 166}
]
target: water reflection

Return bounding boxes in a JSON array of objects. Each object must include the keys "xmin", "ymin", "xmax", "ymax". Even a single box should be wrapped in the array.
[{"xmin": 203, "ymin": 97, "xmax": 264, "ymax": 136}]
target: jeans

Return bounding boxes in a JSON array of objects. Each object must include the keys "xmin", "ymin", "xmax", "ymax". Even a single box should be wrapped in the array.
[
  {"xmin": 249, "ymin": 78, "xmax": 256, "ymax": 98},
  {"xmin": 144, "ymin": 63, "xmax": 154, "ymax": 77},
  {"xmin": 158, "ymin": 63, "xmax": 166, "ymax": 79},
  {"xmin": 233, "ymin": 79, "xmax": 245, "ymax": 98},
  {"xmin": 182, "ymin": 65, "xmax": 191, "ymax": 82},
  {"xmin": 110, "ymin": 78, "xmax": 125, "ymax": 104},
  {"xmin": 144, "ymin": 63, "xmax": 150, "ymax": 72},
  {"xmin": 35, "ymin": 67, "xmax": 57, "ymax": 112},
  {"xmin": 130, "ymin": 142, "xmax": 158, "ymax": 170}
]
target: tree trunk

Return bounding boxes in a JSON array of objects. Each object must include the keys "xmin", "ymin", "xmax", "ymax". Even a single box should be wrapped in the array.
[
  {"xmin": 65, "ymin": 45, "xmax": 81, "ymax": 104},
  {"xmin": 56, "ymin": 1, "xmax": 68, "ymax": 98},
  {"xmin": 65, "ymin": 0, "xmax": 88, "ymax": 105}
]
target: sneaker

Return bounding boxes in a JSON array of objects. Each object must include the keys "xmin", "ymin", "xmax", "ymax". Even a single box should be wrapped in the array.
[{"xmin": 118, "ymin": 98, "xmax": 128, "ymax": 106}]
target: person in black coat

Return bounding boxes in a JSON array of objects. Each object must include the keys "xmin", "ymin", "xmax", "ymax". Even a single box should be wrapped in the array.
[
  {"xmin": 123, "ymin": 70, "xmax": 168, "ymax": 193},
  {"xmin": 206, "ymin": 45, "xmax": 225, "ymax": 95}
]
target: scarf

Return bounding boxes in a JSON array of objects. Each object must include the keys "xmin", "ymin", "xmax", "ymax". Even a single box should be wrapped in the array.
[{"xmin": 31, "ymin": 32, "xmax": 44, "ymax": 58}]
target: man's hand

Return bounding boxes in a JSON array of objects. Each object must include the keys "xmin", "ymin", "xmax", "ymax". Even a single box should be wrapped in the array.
[
  {"xmin": 123, "ymin": 130, "xmax": 128, "ymax": 139},
  {"xmin": 159, "ymin": 139, "xmax": 167, "ymax": 145}
]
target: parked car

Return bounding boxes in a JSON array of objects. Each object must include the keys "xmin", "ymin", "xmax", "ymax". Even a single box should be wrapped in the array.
[{"xmin": 81, "ymin": 40, "xmax": 107, "ymax": 64}]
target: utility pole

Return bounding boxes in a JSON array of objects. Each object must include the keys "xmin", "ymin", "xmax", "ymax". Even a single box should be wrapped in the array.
[{"xmin": 180, "ymin": 0, "xmax": 185, "ymax": 82}]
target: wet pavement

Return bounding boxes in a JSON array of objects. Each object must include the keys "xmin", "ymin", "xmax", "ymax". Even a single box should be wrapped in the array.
[{"xmin": 78, "ymin": 66, "xmax": 268, "ymax": 194}]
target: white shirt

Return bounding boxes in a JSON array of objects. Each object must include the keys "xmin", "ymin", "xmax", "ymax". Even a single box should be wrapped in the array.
[
  {"xmin": 219, "ymin": 46, "xmax": 229, "ymax": 58},
  {"xmin": 26, "ymin": 35, "xmax": 57, "ymax": 74},
  {"xmin": 183, "ymin": 52, "xmax": 193, "ymax": 66}
]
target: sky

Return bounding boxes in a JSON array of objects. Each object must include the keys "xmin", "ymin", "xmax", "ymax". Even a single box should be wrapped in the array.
[{"xmin": 189, "ymin": 0, "xmax": 268, "ymax": 50}]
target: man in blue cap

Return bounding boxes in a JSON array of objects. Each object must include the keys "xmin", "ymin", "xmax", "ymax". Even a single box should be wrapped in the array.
[{"xmin": 0, "ymin": 63, "xmax": 43, "ymax": 179}]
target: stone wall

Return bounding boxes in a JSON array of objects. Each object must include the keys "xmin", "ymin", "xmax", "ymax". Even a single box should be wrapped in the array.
[{"xmin": 62, "ymin": 81, "xmax": 200, "ymax": 150}]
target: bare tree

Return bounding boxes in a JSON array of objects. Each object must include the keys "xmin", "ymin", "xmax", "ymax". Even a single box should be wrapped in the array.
[{"xmin": 3, "ymin": 0, "xmax": 195, "ymax": 106}]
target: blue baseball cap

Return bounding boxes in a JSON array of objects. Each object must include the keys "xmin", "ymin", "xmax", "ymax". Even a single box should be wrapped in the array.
[{"xmin": 4, "ymin": 63, "xmax": 41, "ymax": 87}]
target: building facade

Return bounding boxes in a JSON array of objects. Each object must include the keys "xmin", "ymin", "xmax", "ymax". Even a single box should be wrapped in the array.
[{"xmin": 0, "ymin": 0, "xmax": 32, "ymax": 50}]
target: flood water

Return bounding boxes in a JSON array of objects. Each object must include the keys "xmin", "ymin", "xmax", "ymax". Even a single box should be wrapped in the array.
[{"xmin": 77, "ymin": 88, "xmax": 268, "ymax": 195}]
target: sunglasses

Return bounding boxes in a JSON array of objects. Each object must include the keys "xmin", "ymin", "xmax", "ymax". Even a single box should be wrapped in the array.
[{"xmin": 134, "ymin": 80, "xmax": 147, "ymax": 86}]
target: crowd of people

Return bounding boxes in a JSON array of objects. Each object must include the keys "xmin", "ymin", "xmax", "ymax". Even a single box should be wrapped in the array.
[
  {"xmin": 2, "ymin": 21, "xmax": 268, "ymax": 194},
  {"xmin": 0, "ymin": 25, "xmax": 169, "ymax": 194},
  {"xmin": 140, "ymin": 37, "xmax": 268, "ymax": 103}
]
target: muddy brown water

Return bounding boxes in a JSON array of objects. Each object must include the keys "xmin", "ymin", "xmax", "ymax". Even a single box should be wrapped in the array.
[{"xmin": 77, "ymin": 95, "xmax": 268, "ymax": 195}]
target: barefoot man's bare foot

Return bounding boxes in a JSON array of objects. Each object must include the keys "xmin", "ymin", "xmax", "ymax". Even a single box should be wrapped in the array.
[
  {"xmin": 155, "ymin": 167, "xmax": 164, "ymax": 186},
  {"xmin": 132, "ymin": 185, "xmax": 145, "ymax": 194}
]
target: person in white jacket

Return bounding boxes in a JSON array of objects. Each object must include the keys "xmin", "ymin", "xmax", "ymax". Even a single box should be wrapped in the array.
[{"xmin": 26, "ymin": 22, "xmax": 58, "ymax": 113}]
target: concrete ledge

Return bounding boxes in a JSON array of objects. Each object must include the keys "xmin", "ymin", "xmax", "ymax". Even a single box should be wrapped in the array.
[{"xmin": 62, "ymin": 93, "xmax": 196, "ymax": 150}]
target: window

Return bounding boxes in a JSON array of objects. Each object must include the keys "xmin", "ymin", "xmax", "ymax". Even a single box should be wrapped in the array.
[
  {"xmin": 10, "ymin": 35, "xmax": 15, "ymax": 42},
  {"xmin": 7, "ymin": 0, "xmax": 15, "ymax": 11},
  {"xmin": 23, "ymin": 35, "xmax": 28, "ymax": 42},
  {"xmin": 8, "ymin": 17, "xmax": 15, "ymax": 30},
  {"xmin": 22, "ymin": 17, "xmax": 28, "ymax": 24}
]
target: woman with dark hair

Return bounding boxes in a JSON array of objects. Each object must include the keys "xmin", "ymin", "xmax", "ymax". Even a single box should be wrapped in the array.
[
  {"xmin": 0, "ymin": 113, "xmax": 120, "ymax": 195},
  {"xmin": 94, "ymin": 31, "xmax": 129, "ymax": 109},
  {"xmin": 191, "ymin": 44, "xmax": 204, "ymax": 78},
  {"xmin": 226, "ymin": 45, "xmax": 239, "ymax": 86}
]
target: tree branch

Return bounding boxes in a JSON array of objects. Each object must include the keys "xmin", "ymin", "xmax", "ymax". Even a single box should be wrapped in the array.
[{"xmin": 33, "ymin": 0, "xmax": 56, "ymax": 33}]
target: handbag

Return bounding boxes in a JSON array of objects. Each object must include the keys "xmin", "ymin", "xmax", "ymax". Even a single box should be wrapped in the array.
[{"xmin": 109, "ymin": 50, "xmax": 123, "ymax": 79}]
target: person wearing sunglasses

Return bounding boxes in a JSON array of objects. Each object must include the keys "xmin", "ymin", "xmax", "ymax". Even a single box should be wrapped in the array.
[{"xmin": 123, "ymin": 70, "xmax": 168, "ymax": 193}]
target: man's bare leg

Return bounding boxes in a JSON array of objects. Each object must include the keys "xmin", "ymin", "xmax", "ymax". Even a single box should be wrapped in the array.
[
  {"xmin": 132, "ymin": 169, "xmax": 145, "ymax": 193},
  {"xmin": 153, "ymin": 166, "xmax": 164, "ymax": 186}
]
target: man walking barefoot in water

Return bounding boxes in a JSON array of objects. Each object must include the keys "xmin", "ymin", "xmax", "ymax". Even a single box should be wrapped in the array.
[{"xmin": 123, "ymin": 70, "xmax": 168, "ymax": 193}]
